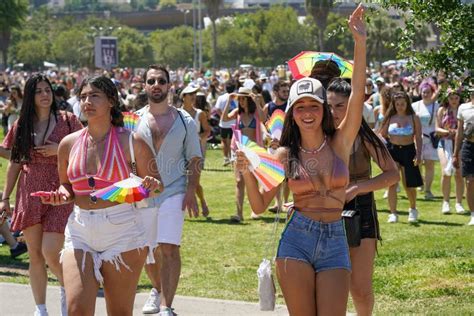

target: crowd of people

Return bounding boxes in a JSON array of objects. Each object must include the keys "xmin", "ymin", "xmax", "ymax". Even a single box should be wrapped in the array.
[{"xmin": 0, "ymin": 4, "xmax": 473, "ymax": 316}]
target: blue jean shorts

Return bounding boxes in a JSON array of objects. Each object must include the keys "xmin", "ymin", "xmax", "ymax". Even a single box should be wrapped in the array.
[{"xmin": 276, "ymin": 211, "xmax": 351, "ymax": 273}]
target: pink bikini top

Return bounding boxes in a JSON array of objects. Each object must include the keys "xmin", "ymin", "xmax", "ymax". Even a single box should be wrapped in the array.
[
  {"xmin": 287, "ymin": 144, "xmax": 349, "ymax": 212},
  {"xmin": 67, "ymin": 127, "xmax": 131, "ymax": 196}
]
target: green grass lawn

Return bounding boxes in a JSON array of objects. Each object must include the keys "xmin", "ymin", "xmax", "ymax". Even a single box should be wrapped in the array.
[{"xmin": 0, "ymin": 147, "xmax": 473, "ymax": 314}]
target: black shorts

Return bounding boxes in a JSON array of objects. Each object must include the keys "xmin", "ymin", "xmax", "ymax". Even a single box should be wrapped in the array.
[
  {"xmin": 387, "ymin": 142, "xmax": 424, "ymax": 188},
  {"xmin": 220, "ymin": 127, "xmax": 233, "ymax": 139},
  {"xmin": 461, "ymin": 141, "xmax": 474, "ymax": 178},
  {"xmin": 344, "ymin": 192, "xmax": 381, "ymax": 241}
]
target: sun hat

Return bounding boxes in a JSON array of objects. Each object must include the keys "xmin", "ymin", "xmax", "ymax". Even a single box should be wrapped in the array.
[
  {"xmin": 287, "ymin": 78, "xmax": 325, "ymax": 112},
  {"xmin": 235, "ymin": 87, "xmax": 252, "ymax": 97},
  {"xmin": 180, "ymin": 85, "xmax": 199, "ymax": 98}
]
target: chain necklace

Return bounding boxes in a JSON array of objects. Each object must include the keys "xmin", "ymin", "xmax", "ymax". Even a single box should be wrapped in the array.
[{"xmin": 299, "ymin": 136, "xmax": 327, "ymax": 155}]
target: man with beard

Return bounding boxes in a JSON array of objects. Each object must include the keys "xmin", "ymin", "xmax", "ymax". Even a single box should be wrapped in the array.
[
  {"xmin": 263, "ymin": 80, "xmax": 290, "ymax": 118},
  {"xmin": 136, "ymin": 65, "xmax": 202, "ymax": 316}
]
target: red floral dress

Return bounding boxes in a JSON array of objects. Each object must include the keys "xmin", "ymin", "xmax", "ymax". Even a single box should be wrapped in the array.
[{"xmin": 2, "ymin": 111, "xmax": 83, "ymax": 233}]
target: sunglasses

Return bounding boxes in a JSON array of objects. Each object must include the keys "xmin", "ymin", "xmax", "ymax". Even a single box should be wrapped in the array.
[
  {"xmin": 146, "ymin": 78, "xmax": 168, "ymax": 86},
  {"xmin": 88, "ymin": 177, "xmax": 97, "ymax": 204}
]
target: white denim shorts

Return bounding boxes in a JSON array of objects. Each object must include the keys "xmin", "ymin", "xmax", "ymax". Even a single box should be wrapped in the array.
[
  {"xmin": 141, "ymin": 193, "xmax": 185, "ymax": 255},
  {"xmin": 61, "ymin": 203, "xmax": 147, "ymax": 284}
]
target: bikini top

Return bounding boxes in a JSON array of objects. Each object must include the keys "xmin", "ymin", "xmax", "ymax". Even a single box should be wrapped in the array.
[
  {"xmin": 388, "ymin": 116, "xmax": 415, "ymax": 136},
  {"xmin": 67, "ymin": 127, "xmax": 131, "ymax": 196},
  {"xmin": 238, "ymin": 116, "xmax": 257, "ymax": 129},
  {"xmin": 287, "ymin": 143, "xmax": 349, "ymax": 212}
]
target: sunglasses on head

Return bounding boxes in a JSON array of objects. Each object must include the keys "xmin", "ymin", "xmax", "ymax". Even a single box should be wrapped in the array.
[
  {"xmin": 146, "ymin": 78, "xmax": 168, "ymax": 86},
  {"xmin": 88, "ymin": 176, "xmax": 97, "ymax": 204}
]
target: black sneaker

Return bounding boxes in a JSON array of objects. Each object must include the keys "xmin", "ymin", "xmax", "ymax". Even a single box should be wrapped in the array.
[{"xmin": 10, "ymin": 242, "xmax": 27, "ymax": 258}]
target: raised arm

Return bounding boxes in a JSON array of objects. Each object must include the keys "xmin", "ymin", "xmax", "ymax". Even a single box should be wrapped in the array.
[
  {"xmin": 334, "ymin": 4, "xmax": 367, "ymax": 157},
  {"xmin": 221, "ymin": 94, "xmax": 238, "ymax": 122}
]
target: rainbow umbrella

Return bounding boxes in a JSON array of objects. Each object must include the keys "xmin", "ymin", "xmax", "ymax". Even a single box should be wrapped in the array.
[{"xmin": 287, "ymin": 51, "xmax": 353, "ymax": 80}]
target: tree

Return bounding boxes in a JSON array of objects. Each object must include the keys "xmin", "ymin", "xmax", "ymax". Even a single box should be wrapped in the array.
[
  {"xmin": 149, "ymin": 26, "xmax": 194, "ymax": 68},
  {"xmin": 52, "ymin": 29, "xmax": 90, "ymax": 68},
  {"xmin": 305, "ymin": 0, "xmax": 333, "ymax": 51},
  {"xmin": 112, "ymin": 26, "xmax": 154, "ymax": 67},
  {"xmin": 0, "ymin": 0, "xmax": 28, "ymax": 69},
  {"xmin": 203, "ymin": 0, "xmax": 223, "ymax": 68},
  {"xmin": 381, "ymin": 0, "xmax": 474, "ymax": 85}
]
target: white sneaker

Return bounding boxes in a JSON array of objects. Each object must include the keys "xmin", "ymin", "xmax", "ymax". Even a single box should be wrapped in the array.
[
  {"xmin": 34, "ymin": 308, "xmax": 49, "ymax": 316},
  {"xmin": 387, "ymin": 213, "xmax": 398, "ymax": 223},
  {"xmin": 442, "ymin": 201, "xmax": 451, "ymax": 214},
  {"xmin": 455, "ymin": 203, "xmax": 466, "ymax": 214},
  {"xmin": 468, "ymin": 216, "xmax": 474, "ymax": 226},
  {"xmin": 60, "ymin": 287, "xmax": 67, "ymax": 316},
  {"xmin": 142, "ymin": 288, "xmax": 161, "ymax": 314},
  {"xmin": 408, "ymin": 208, "xmax": 418, "ymax": 223},
  {"xmin": 158, "ymin": 307, "xmax": 177, "ymax": 316},
  {"xmin": 383, "ymin": 190, "xmax": 389, "ymax": 199}
]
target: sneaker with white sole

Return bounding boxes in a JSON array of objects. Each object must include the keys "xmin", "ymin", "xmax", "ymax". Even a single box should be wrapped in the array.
[
  {"xmin": 455, "ymin": 203, "xmax": 466, "ymax": 214},
  {"xmin": 142, "ymin": 288, "xmax": 161, "ymax": 314},
  {"xmin": 408, "ymin": 208, "xmax": 418, "ymax": 223},
  {"xmin": 468, "ymin": 216, "xmax": 474, "ymax": 226},
  {"xmin": 441, "ymin": 201, "xmax": 450, "ymax": 214},
  {"xmin": 34, "ymin": 306, "xmax": 49, "ymax": 316},
  {"xmin": 387, "ymin": 213, "xmax": 398, "ymax": 223},
  {"xmin": 158, "ymin": 307, "xmax": 177, "ymax": 316},
  {"xmin": 424, "ymin": 191, "xmax": 435, "ymax": 200}
]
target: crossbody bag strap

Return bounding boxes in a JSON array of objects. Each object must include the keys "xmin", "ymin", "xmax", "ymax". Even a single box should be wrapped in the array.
[{"xmin": 129, "ymin": 131, "xmax": 137, "ymax": 176}]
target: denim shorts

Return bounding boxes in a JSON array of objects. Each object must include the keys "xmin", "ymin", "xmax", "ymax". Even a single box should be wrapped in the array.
[
  {"xmin": 276, "ymin": 211, "xmax": 351, "ymax": 273},
  {"xmin": 61, "ymin": 204, "xmax": 147, "ymax": 284}
]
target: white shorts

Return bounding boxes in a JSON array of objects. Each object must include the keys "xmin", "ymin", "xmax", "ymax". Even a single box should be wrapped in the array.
[
  {"xmin": 61, "ymin": 204, "xmax": 147, "ymax": 284},
  {"xmin": 422, "ymin": 137, "xmax": 440, "ymax": 161},
  {"xmin": 140, "ymin": 193, "xmax": 186, "ymax": 252}
]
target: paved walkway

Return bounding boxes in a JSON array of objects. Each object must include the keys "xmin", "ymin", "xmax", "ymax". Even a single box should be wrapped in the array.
[{"xmin": 0, "ymin": 283, "xmax": 289, "ymax": 315}]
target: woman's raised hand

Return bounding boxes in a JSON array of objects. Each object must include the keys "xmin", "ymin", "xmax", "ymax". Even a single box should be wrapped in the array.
[{"xmin": 348, "ymin": 4, "xmax": 367, "ymax": 42}]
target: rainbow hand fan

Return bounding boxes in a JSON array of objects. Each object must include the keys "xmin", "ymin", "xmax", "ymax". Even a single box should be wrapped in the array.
[
  {"xmin": 91, "ymin": 173, "xmax": 150, "ymax": 204},
  {"xmin": 265, "ymin": 110, "xmax": 285, "ymax": 140},
  {"xmin": 123, "ymin": 112, "xmax": 140, "ymax": 131},
  {"xmin": 237, "ymin": 136, "xmax": 285, "ymax": 192}
]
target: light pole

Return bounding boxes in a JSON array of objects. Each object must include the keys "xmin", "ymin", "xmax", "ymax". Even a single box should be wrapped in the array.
[
  {"xmin": 198, "ymin": 0, "xmax": 202, "ymax": 70},
  {"xmin": 192, "ymin": 0, "xmax": 197, "ymax": 70}
]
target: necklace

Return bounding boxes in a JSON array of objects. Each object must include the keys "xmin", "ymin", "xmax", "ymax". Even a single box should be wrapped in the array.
[
  {"xmin": 299, "ymin": 136, "xmax": 327, "ymax": 155},
  {"xmin": 87, "ymin": 128, "xmax": 111, "ymax": 145}
]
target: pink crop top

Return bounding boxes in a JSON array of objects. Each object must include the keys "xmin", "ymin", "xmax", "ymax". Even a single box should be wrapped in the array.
[
  {"xmin": 287, "ymin": 144, "xmax": 349, "ymax": 212},
  {"xmin": 67, "ymin": 127, "xmax": 131, "ymax": 196}
]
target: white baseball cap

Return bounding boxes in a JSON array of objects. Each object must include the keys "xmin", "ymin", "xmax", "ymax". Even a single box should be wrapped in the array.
[{"xmin": 287, "ymin": 78, "xmax": 325, "ymax": 112}]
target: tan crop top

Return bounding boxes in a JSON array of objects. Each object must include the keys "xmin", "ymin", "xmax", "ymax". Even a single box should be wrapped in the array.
[{"xmin": 287, "ymin": 143, "xmax": 349, "ymax": 212}]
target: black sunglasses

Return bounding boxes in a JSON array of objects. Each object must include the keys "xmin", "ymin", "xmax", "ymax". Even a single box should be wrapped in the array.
[
  {"xmin": 88, "ymin": 177, "xmax": 97, "ymax": 204},
  {"xmin": 146, "ymin": 78, "xmax": 168, "ymax": 86}
]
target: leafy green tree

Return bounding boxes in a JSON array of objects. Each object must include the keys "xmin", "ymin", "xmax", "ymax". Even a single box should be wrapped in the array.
[
  {"xmin": 381, "ymin": 0, "xmax": 474, "ymax": 84},
  {"xmin": 160, "ymin": 0, "xmax": 177, "ymax": 10},
  {"xmin": 0, "ymin": 0, "xmax": 29, "ymax": 69},
  {"xmin": 149, "ymin": 26, "xmax": 194, "ymax": 68},
  {"xmin": 52, "ymin": 29, "xmax": 90, "ymax": 68},
  {"xmin": 366, "ymin": 11, "xmax": 398, "ymax": 64},
  {"xmin": 112, "ymin": 26, "xmax": 154, "ymax": 67},
  {"xmin": 305, "ymin": 0, "xmax": 333, "ymax": 51},
  {"xmin": 203, "ymin": 0, "xmax": 223, "ymax": 68},
  {"xmin": 14, "ymin": 32, "xmax": 50, "ymax": 68}
]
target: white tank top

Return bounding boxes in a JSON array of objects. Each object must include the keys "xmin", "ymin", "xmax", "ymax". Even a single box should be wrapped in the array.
[{"xmin": 193, "ymin": 108, "xmax": 202, "ymax": 133}]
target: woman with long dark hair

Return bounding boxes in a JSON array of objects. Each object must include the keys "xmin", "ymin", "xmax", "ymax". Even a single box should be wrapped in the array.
[
  {"xmin": 328, "ymin": 78, "xmax": 399, "ymax": 315},
  {"xmin": 222, "ymin": 86, "xmax": 265, "ymax": 222},
  {"xmin": 235, "ymin": 5, "xmax": 366, "ymax": 314},
  {"xmin": 436, "ymin": 89, "xmax": 465, "ymax": 214},
  {"xmin": 379, "ymin": 91, "xmax": 424, "ymax": 223},
  {"xmin": 0, "ymin": 74, "xmax": 83, "ymax": 316},
  {"xmin": 40, "ymin": 76, "xmax": 162, "ymax": 315}
]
